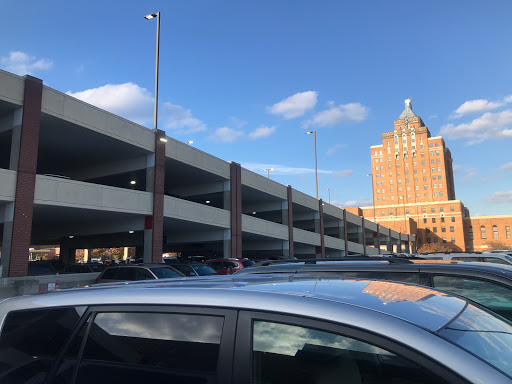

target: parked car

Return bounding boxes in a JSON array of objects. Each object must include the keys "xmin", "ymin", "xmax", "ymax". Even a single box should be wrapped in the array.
[
  {"xmin": 27, "ymin": 260, "xmax": 57, "ymax": 276},
  {"xmin": 205, "ymin": 258, "xmax": 244, "ymax": 274},
  {"xmin": 484, "ymin": 249, "xmax": 512, "ymax": 256},
  {"xmin": 420, "ymin": 252, "xmax": 512, "ymax": 265},
  {"xmin": 62, "ymin": 263, "xmax": 107, "ymax": 274},
  {"xmin": 168, "ymin": 263, "xmax": 218, "ymax": 277},
  {"xmin": 235, "ymin": 257, "xmax": 512, "ymax": 321},
  {"xmin": 95, "ymin": 264, "xmax": 184, "ymax": 284},
  {"xmin": 0, "ymin": 275, "xmax": 510, "ymax": 383}
]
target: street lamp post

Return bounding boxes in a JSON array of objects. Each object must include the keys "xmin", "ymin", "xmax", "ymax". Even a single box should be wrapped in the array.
[
  {"xmin": 264, "ymin": 168, "xmax": 274, "ymax": 178},
  {"xmin": 365, "ymin": 173, "xmax": 376, "ymax": 222},
  {"xmin": 144, "ymin": 12, "xmax": 160, "ymax": 131},
  {"xmin": 306, "ymin": 131, "xmax": 318, "ymax": 199},
  {"xmin": 328, "ymin": 188, "xmax": 330, "ymax": 204}
]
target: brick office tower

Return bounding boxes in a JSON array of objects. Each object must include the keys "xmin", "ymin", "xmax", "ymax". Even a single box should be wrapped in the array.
[{"xmin": 349, "ymin": 99, "xmax": 469, "ymax": 251}]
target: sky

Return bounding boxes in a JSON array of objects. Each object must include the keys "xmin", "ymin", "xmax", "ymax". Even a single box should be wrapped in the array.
[{"xmin": 1, "ymin": 0, "xmax": 511, "ymax": 216}]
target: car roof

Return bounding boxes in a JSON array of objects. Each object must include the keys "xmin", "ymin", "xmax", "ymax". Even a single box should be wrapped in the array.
[
  {"xmin": 235, "ymin": 259, "xmax": 512, "ymax": 280},
  {"xmin": 1, "ymin": 275, "xmax": 468, "ymax": 334}
]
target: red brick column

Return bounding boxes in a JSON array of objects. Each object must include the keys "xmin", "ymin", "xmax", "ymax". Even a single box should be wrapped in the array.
[
  {"xmin": 318, "ymin": 199, "xmax": 325, "ymax": 257},
  {"xmin": 151, "ymin": 129, "xmax": 166, "ymax": 262},
  {"xmin": 8, "ymin": 76, "xmax": 43, "ymax": 277},
  {"xmin": 230, "ymin": 162, "xmax": 242, "ymax": 258},
  {"xmin": 286, "ymin": 186, "xmax": 294, "ymax": 258}
]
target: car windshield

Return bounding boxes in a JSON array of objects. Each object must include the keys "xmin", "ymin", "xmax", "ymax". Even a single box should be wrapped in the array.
[
  {"xmin": 150, "ymin": 267, "xmax": 184, "ymax": 279},
  {"xmin": 438, "ymin": 303, "xmax": 512, "ymax": 378},
  {"xmin": 192, "ymin": 265, "xmax": 218, "ymax": 275}
]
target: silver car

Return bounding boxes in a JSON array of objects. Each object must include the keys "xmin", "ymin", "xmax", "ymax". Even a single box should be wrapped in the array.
[{"xmin": 0, "ymin": 275, "xmax": 511, "ymax": 383}]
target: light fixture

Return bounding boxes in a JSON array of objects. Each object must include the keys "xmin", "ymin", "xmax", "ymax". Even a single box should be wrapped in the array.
[
  {"xmin": 159, "ymin": 137, "xmax": 168, "ymax": 143},
  {"xmin": 129, "ymin": 230, "xmax": 134, "ymax": 234},
  {"xmin": 68, "ymin": 235, "xmax": 74, "ymax": 239},
  {"xmin": 130, "ymin": 180, "xmax": 136, "ymax": 185},
  {"xmin": 252, "ymin": 212, "xmax": 256, "ymax": 214},
  {"xmin": 185, "ymin": 140, "xmax": 194, "ymax": 145},
  {"xmin": 144, "ymin": 13, "xmax": 157, "ymax": 19},
  {"xmin": 206, "ymin": 200, "xmax": 211, "ymax": 204},
  {"xmin": 144, "ymin": 11, "xmax": 160, "ymax": 131}
]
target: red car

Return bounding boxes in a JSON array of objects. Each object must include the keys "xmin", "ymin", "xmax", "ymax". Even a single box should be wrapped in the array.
[{"xmin": 205, "ymin": 258, "xmax": 244, "ymax": 274}]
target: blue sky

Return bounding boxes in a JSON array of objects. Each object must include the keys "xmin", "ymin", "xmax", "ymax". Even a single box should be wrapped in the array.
[{"xmin": 1, "ymin": 0, "xmax": 511, "ymax": 216}]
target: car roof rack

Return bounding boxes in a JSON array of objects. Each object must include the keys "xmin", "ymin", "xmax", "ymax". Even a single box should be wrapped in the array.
[{"xmin": 253, "ymin": 257, "xmax": 415, "ymax": 267}]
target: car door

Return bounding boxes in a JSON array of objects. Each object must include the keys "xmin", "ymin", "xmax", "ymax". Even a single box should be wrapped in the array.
[
  {"xmin": 46, "ymin": 305, "xmax": 237, "ymax": 384},
  {"xmin": 232, "ymin": 311, "xmax": 470, "ymax": 384}
]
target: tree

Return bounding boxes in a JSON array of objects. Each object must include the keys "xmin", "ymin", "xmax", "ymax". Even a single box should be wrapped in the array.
[
  {"xmin": 417, "ymin": 242, "xmax": 455, "ymax": 253},
  {"xmin": 485, "ymin": 240, "xmax": 510, "ymax": 250}
]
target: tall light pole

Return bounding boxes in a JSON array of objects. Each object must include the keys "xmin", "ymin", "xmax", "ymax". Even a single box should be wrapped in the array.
[
  {"xmin": 328, "ymin": 188, "xmax": 330, "ymax": 203},
  {"xmin": 306, "ymin": 131, "xmax": 318, "ymax": 199},
  {"xmin": 144, "ymin": 12, "xmax": 160, "ymax": 131},
  {"xmin": 365, "ymin": 173, "xmax": 376, "ymax": 222},
  {"xmin": 264, "ymin": 168, "xmax": 274, "ymax": 178}
]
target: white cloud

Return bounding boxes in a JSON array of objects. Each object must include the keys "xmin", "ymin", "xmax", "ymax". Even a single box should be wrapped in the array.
[
  {"xmin": 306, "ymin": 102, "xmax": 368, "ymax": 128},
  {"xmin": 266, "ymin": 91, "xmax": 317, "ymax": 119},
  {"xmin": 67, "ymin": 82, "xmax": 205, "ymax": 133},
  {"xmin": 454, "ymin": 166, "xmax": 478, "ymax": 183},
  {"xmin": 0, "ymin": 51, "xmax": 53, "ymax": 75},
  {"xmin": 453, "ymin": 99, "xmax": 503, "ymax": 117},
  {"xmin": 331, "ymin": 170, "xmax": 353, "ymax": 177},
  {"xmin": 488, "ymin": 190, "xmax": 512, "ymax": 203},
  {"xmin": 249, "ymin": 126, "xmax": 276, "ymax": 139},
  {"xmin": 326, "ymin": 144, "xmax": 346, "ymax": 155},
  {"xmin": 209, "ymin": 127, "xmax": 244, "ymax": 143},
  {"xmin": 440, "ymin": 110, "xmax": 512, "ymax": 141},
  {"xmin": 338, "ymin": 199, "xmax": 373, "ymax": 208},
  {"xmin": 500, "ymin": 162, "xmax": 512, "ymax": 170},
  {"xmin": 242, "ymin": 163, "xmax": 331, "ymax": 176},
  {"xmin": 505, "ymin": 95, "xmax": 512, "ymax": 103}
]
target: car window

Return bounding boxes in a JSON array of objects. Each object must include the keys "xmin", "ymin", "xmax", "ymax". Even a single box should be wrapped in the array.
[
  {"xmin": 320, "ymin": 271, "xmax": 420, "ymax": 284},
  {"xmin": 173, "ymin": 265, "xmax": 195, "ymax": 276},
  {"xmin": 99, "ymin": 268, "xmax": 118, "ymax": 280},
  {"xmin": 150, "ymin": 267, "xmax": 182, "ymax": 279},
  {"xmin": 76, "ymin": 312, "xmax": 224, "ymax": 383},
  {"xmin": 452, "ymin": 257, "xmax": 480, "ymax": 262},
  {"xmin": 193, "ymin": 265, "xmax": 218, "ymax": 275},
  {"xmin": 117, "ymin": 267, "xmax": 136, "ymax": 281},
  {"xmin": 482, "ymin": 257, "xmax": 510, "ymax": 265},
  {"xmin": 252, "ymin": 320, "xmax": 449, "ymax": 383},
  {"xmin": 135, "ymin": 268, "xmax": 156, "ymax": 280},
  {"xmin": 66, "ymin": 265, "xmax": 81, "ymax": 273},
  {"xmin": 89, "ymin": 264, "xmax": 106, "ymax": 272},
  {"xmin": 0, "ymin": 307, "xmax": 86, "ymax": 383},
  {"xmin": 207, "ymin": 261, "xmax": 224, "ymax": 270},
  {"xmin": 432, "ymin": 275, "xmax": 512, "ymax": 321},
  {"xmin": 438, "ymin": 304, "xmax": 512, "ymax": 378}
]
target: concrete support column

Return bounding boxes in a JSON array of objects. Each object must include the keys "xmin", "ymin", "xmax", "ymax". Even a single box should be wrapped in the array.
[
  {"xmin": 377, "ymin": 224, "xmax": 381, "ymax": 254},
  {"xmin": 2, "ymin": 76, "xmax": 43, "ymax": 277},
  {"xmin": 9, "ymin": 108, "xmax": 23, "ymax": 171},
  {"xmin": 361, "ymin": 217, "xmax": 367, "ymax": 255},
  {"xmin": 123, "ymin": 247, "xmax": 129, "ymax": 260},
  {"xmin": 145, "ymin": 154, "xmax": 155, "ymax": 193},
  {"xmin": 229, "ymin": 162, "xmax": 242, "ymax": 258},
  {"xmin": 343, "ymin": 210, "xmax": 348, "ymax": 256},
  {"xmin": 145, "ymin": 130, "xmax": 165, "ymax": 263},
  {"xmin": 223, "ymin": 180, "xmax": 230, "ymax": 210},
  {"xmin": 286, "ymin": 186, "xmax": 294, "ymax": 258},
  {"xmin": 388, "ymin": 228, "xmax": 392, "ymax": 252},
  {"xmin": 84, "ymin": 249, "xmax": 90, "ymax": 263},
  {"xmin": 318, "ymin": 199, "xmax": 325, "ymax": 258}
]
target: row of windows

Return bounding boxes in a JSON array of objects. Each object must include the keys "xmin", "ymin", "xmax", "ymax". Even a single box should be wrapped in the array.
[
  {"xmin": 376, "ymin": 176, "xmax": 443, "ymax": 186},
  {"xmin": 376, "ymin": 191, "xmax": 445, "ymax": 201},
  {"xmin": 426, "ymin": 227, "xmax": 455, "ymax": 233},
  {"xmin": 469, "ymin": 225, "xmax": 511, "ymax": 241},
  {"xmin": 423, "ymin": 217, "xmax": 456, "ymax": 224},
  {"xmin": 426, "ymin": 237, "xmax": 455, "ymax": 243},
  {"xmin": 374, "ymin": 167, "xmax": 443, "ymax": 175}
]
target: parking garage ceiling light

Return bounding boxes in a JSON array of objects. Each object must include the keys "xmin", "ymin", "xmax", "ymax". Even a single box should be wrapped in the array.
[
  {"xmin": 252, "ymin": 212, "xmax": 256, "ymax": 214},
  {"xmin": 130, "ymin": 180, "xmax": 136, "ymax": 185},
  {"xmin": 129, "ymin": 231, "xmax": 134, "ymax": 234},
  {"xmin": 68, "ymin": 235, "xmax": 74, "ymax": 239},
  {"xmin": 206, "ymin": 200, "xmax": 211, "ymax": 204}
]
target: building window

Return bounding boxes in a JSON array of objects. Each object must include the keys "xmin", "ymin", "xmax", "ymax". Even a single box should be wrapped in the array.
[
  {"xmin": 435, "ymin": 143, "xmax": 439, "ymax": 147},
  {"xmin": 506, "ymin": 226, "xmax": 510, "ymax": 240},
  {"xmin": 442, "ymin": 227, "xmax": 446, "ymax": 233},
  {"xmin": 380, "ymin": 166, "xmax": 383, "ymax": 170},
  {"xmin": 436, "ymin": 150, "xmax": 439, "ymax": 155},
  {"xmin": 434, "ymin": 192, "xmax": 438, "ymax": 197},
  {"xmin": 431, "ymin": 208, "xmax": 435, "ymax": 213},
  {"xmin": 437, "ymin": 167, "xmax": 441, "ymax": 171},
  {"xmin": 382, "ymin": 211, "xmax": 385, "ymax": 216},
  {"xmin": 433, "ymin": 227, "xmax": 438, "ymax": 233},
  {"xmin": 416, "ymin": 193, "xmax": 420, "ymax": 198},
  {"xmin": 422, "ymin": 169, "xmax": 426, "ymax": 173},
  {"xmin": 421, "ymin": 153, "xmax": 424, "ymax": 157},
  {"xmin": 434, "ymin": 184, "xmax": 437, "ymax": 188},
  {"xmin": 451, "ymin": 237, "xmax": 455, "ymax": 243},
  {"xmin": 424, "ymin": 185, "xmax": 427, "ymax": 190},
  {"xmin": 432, "ymin": 167, "xmax": 436, "ymax": 172},
  {"xmin": 440, "ymin": 207, "xmax": 444, "ymax": 212},
  {"xmin": 493, "ymin": 225, "xmax": 499, "ymax": 240},
  {"xmin": 443, "ymin": 237, "xmax": 447, "ymax": 243},
  {"xmin": 436, "ymin": 159, "xmax": 440, "ymax": 163},
  {"xmin": 414, "ymin": 169, "xmax": 418, "ymax": 174},
  {"xmin": 430, "ymin": 143, "xmax": 433, "ymax": 148},
  {"xmin": 439, "ymin": 183, "xmax": 443, "ymax": 188},
  {"xmin": 450, "ymin": 226, "xmax": 454, "ymax": 232},
  {"xmin": 390, "ymin": 188, "xmax": 393, "ymax": 192},
  {"xmin": 451, "ymin": 217, "xmax": 455, "ymax": 222},
  {"xmin": 414, "ymin": 162, "xmax": 417, "ymax": 166},
  {"xmin": 432, "ymin": 218, "xmax": 436, "ymax": 223},
  {"xmin": 427, "ymin": 238, "xmax": 431, "ymax": 243},
  {"xmin": 380, "ymin": 158, "xmax": 383, "ymax": 162},
  {"xmin": 422, "ymin": 208, "xmax": 426, "ymax": 213},
  {"xmin": 481, "ymin": 226, "xmax": 487, "ymax": 239},
  {"xmin": 389, "ymin": 211, "xmax": 393, "ymax": 216},
  {"xmin": 441, "ymin": 217, "xmax": 445, "ymax": 223},
  {"xmin": 430, "ymin": 151, "xmax": 434, "ymax": 156},
  {"xmin": 431, "ymin": 160, "xmax": 435, "ymax": 165},
  {"xmin": 469, "ymin": 226, "xmax": 474, "ymax": 240},
  {"xmin": 415, "ymin": 177, "xmax": 418, "ymax": 182},
  {"xmin": 422, "ymin": 160, "xmax": 425, "ymax": 165},
  {"xmin": 377, "ymin": 197, "xmax": 381, "ymax": 201},
  {"xmin": 406, "ymin": 209, "xmax": 409, "ymax": 214},
  {"xmin": 426, "ymin": 228, "xmax": 430, "ymax": 233},
  {"xmin": 389, "ymin": 172, "xmax": 393, "ymax": 177},
  {"xmin": 424, "ymin": 193, "xmax": 428, "ymax": 197},
  {"xmin": 440, "ymin": 192, "xmax": 444, "ymax": 196},
  {"xmin": 391, "ymin": 196, "xmax": 394, "ymax": 200},
  {"xmin": 374, "ymin": 159, "xmax": 378, "ymax": 163},
  {"xmin": 377, "ymin": 189, "xmax": 381, "ymax": 193},
  {"xmin": 450, "ymin": 206, "xmax": 454, "ymax": 211},
  {"xmin": 420, "ymin": 144, "xmax": 424, "ymax": 149},
  {"xmin": 438, "ymin": 175, "xmax": 442, "ymax": 180},
  {"xmin": 397, "ymin": 171, "xmax": 401, "ymax": 176},
  {"xmin": 434, "ymin": 237, "xmax": 438, "ymax": 243},
  {"xmin": 423, "ymin": 218, "xmax": 427, "ymax": 223}
]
